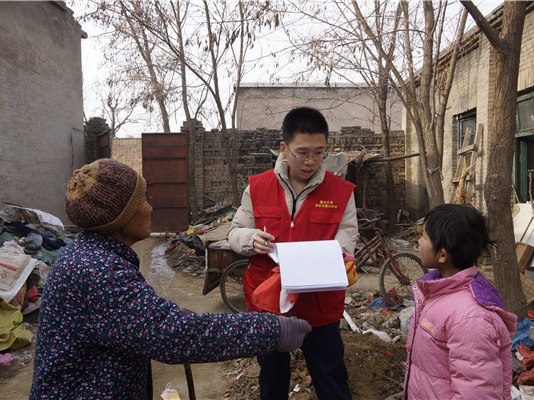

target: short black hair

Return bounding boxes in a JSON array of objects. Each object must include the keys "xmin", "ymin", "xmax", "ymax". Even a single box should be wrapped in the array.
[
  {"xmin": 423, "ymin": 204, "xmax": 495, "ymax": 270},
  {"xmin": 281, "ymin": 107, "xmax": 329, "ymax": 143}
]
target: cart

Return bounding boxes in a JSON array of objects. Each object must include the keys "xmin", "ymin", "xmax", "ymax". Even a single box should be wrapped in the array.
[{"xmin": 203, "ymin": 239, "xmax": 248, "ymax": 312}]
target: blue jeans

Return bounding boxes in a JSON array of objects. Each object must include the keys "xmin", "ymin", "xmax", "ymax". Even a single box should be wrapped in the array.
[{"xmin": 257, "ymin": 321, "xmax": 352, "ymax": 400}]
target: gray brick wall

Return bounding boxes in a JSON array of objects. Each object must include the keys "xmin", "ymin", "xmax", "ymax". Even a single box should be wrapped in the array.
[
  {"xmin": 0, "ymin": 2, "xmax": 84, "ymax": 223},
  {"xmin": 112, "ymin": 124, "xmax": 406, "ymax": 218}
]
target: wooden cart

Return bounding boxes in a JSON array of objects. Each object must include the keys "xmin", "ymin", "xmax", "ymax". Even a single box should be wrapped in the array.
[{"xmin": 202, "ymin": 239, "xmax": 247, "ymax": 296}]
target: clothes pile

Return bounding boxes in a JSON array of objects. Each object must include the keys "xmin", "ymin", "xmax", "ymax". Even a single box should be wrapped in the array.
[{"xmin": 0, "ymin": 205, "xmax": 71, "ymax": 351}]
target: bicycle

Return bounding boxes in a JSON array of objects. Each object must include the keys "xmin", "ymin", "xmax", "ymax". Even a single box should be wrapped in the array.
[
  {"xmin": 219, "ymin": 215, "xmax": 427, "ymax": 312},
  {"xmin": 356, "ymin": 214, "xmax": 427, "ymax": 306}
]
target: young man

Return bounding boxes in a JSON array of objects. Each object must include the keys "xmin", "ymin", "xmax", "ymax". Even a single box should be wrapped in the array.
[{"xmin": 228, "ymin": 107, "xmax": 358, "ymax": 399}]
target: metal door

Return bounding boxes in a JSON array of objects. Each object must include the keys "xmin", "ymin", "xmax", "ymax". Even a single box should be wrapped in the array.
[
  {"xmin": 95, "ymin": 132, "xmax": 110, "ymax": 159},
  {"xmin": 142, "ymin": 133, "xmax": 189, "ymax": 233}
]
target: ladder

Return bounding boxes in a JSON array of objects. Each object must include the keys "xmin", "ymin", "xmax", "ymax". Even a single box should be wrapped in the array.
[{"xmin": 449, "ymin": 123, "xmax": 482, "ymax": 204}]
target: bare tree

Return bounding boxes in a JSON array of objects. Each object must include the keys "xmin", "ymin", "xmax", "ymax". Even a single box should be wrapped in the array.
[
  {"xmin": 271, "ymin": 1, "xmax": 467, "ymax": 212},
  {"xmin": 461, "ymin": 1, "xmax": 528, "ymax": 318},
  {"xmin": 98, "ymin": 80, "xmax": 139, "ymax": 137},
  {"xmin": 128, "ymin": 0, "xmax": 272, "ymax": 206},
  {"xmin": 83, "ymin": 1, "xmax": 180, "ymax": 134},
  {"xmin": 82, "ymin": 0, "xmax": 271, "ymax": 218},
  {"xmin": 279, "ymin": 1, "xmax": 403, "ymax": 231},
  {"xmin": 351, "ymin": 1, "xmax": 468, "ymax": 210}
]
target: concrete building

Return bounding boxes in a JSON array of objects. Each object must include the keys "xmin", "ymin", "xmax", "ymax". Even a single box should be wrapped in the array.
[
  {"xmin": 0, "ymin": 1, "xmax": 85, "ymax": 223},
  {"xmin": 236, "ymin": 82, "xmax": 402, "ymax": 133},
  {"xmin": 404, "ymin": 3, "xmax": 534, "ymax": 217}
]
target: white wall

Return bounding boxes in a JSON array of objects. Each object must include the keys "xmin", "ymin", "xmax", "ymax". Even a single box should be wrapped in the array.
[{"xmin": 236, "ymin": 83, "xmax": 403, "ymax": 133}]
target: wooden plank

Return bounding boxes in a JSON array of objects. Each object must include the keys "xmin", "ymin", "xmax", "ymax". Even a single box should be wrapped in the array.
[{"xmin": 457, "ymin": 144, "xmax": 478, "ymax": 155}]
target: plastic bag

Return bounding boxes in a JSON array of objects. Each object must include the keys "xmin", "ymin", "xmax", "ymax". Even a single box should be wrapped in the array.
[{"xmin": 161, "ymin": 382, "xmax": 181, "ymax": 400}]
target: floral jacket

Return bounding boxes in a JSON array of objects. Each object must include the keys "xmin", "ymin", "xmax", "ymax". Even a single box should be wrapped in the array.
[{"xmin": 30, "ymin": 231, "xmax": 281, "ymax": 399}]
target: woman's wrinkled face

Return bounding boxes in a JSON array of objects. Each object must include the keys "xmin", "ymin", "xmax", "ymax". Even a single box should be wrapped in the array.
[{"xmin": 124, "ymin": 199, "xmax": 152, "ymax": 244}]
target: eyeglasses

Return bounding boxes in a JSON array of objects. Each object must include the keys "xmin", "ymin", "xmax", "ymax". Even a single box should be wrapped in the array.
[{"xmin": 286, "ymin": 146, "xmax": 328, "ymax": 162}]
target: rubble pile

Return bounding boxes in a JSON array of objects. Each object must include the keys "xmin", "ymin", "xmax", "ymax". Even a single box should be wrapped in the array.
[{"xmin": 221, "ymin": 306, "xmax": 407, "ymax": 400}]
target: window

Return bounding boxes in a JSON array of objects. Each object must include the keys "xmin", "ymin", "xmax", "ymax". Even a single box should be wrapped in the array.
[
  {"xmin": 515, "ymin": 91, "xmax": 534, "ymax": 202},
  {"xmin": 457, "ymin": 110, "xmax": 476, "ymax": 148},
  {"xmin": 518, "ymin": 94, "xmax": 534, "ymax": 131}
]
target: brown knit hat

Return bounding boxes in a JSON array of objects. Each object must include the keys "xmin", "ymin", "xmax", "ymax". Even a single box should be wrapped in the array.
[{"xmin": 65, "ymin": 159, "xmax": 146, "ymax": 234}]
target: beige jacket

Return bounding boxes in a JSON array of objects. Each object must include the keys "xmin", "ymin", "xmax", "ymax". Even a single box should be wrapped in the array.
[{"xmin": 228, "ymin": 154, "xmax": 359, "ymax": 256}]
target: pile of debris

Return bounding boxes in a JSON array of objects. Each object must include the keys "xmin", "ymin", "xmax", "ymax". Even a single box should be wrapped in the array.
[
  {"xmin": 221, "ymin": 295, "xmax": 408, "ymax": 400},
  {"xmin": 164, "ymin": 204, "xmax": 237, "ymax": 275},
  {"xmin": 0, "ymin": 205, "xmax": 71, "ymax": 356}
]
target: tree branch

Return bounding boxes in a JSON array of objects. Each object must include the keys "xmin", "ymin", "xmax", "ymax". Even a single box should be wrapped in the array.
[{"xmin": 460, "ymin": 1, "xmax": 506, "ymax": 52}]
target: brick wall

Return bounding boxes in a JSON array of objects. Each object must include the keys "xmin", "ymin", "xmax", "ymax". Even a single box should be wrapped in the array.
[
  {"xmin": 112, "ymin": 137, "xmax": 143, "ymax": 175},
  {"xmin": 111, "ymin": 123, "xmax": 406, "ymax": 218},
  {"xmin": 404, "ymin": 4, "xmax": 534, "ymax": 217},
  {"xmin": 333, "ymin": 128, "xmax": 406, "ymax": 211}
]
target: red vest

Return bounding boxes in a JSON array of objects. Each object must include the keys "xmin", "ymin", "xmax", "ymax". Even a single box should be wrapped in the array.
[{"xmin": 246, "ymin": 169, "xmax": 355, "ymax": 326}]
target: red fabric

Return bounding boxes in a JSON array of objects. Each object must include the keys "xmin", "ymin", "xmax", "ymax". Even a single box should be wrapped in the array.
[
  {"xmin": 27, "ymin": 284, "xmax": 38, "ymax": 302},
  {"xmin": 246, "ymin": 169, "xmax": 355, "ymax": 326},
  {"xmin": 517, "ymin": 342, "xmax": 534, "ymax": 368},
  {"xmin": 251, "ymin": 266, "xmax": 299, "ymax": 314}
]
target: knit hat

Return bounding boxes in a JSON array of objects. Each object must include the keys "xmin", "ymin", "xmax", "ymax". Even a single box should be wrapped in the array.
[{"xmin": 65, "ymin": 159, "xmax": 146, "ymax": 234}]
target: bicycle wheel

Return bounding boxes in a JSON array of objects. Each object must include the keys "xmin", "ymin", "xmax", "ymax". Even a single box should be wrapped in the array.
[
  {"xmin": 220, "ymin": 259, "xmax": 248, "ymax": 313},
  {"xmin": 379, "ymin": 253, "xmax": 427, "ymax": 306}
]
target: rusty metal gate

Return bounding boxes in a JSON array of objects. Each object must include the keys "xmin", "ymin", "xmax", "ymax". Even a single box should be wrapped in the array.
[{"xmin": 142, "ymin": 133, "xmax": 189, "ymax": 233}]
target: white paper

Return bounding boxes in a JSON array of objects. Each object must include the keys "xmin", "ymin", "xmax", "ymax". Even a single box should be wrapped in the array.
[{"xmin": 276, "ymin": 240, "xmax": 348, "ymax": 293}]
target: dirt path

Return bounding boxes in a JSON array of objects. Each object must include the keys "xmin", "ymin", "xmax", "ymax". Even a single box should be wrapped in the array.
[
  {"xmin": 135, "ymin": 238, "xmax": 233, "ymax": 399},
  {"xmin": 0, "ymin": 237, "xmax": 233, "ymax": 400}
]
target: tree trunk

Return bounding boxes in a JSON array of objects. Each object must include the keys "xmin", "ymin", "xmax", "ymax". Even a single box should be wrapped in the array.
[
  {"xmin": 226, "ymin": 128, "xmax": 240, "ymax": 206},
  {"xmin": 412, "ymin": 115, "xmax": 445, "ymax": 210},
  {"xmin": 484, "ymin": 3, "xmax": 527, "ymax": 318},
  {"xmin": 378, "ymin": 81, "xmax": 398, "ymax": 233}
]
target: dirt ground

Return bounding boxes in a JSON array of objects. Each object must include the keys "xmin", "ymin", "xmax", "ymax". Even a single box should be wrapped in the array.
[{"xmin": 0, "ymin": 237, "xmax": 408, "ymax": 400}]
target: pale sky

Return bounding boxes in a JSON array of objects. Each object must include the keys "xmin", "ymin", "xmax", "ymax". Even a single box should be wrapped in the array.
[{"xmin": 70, "ymin": 0, "xmax": 504, "ymax": 138}]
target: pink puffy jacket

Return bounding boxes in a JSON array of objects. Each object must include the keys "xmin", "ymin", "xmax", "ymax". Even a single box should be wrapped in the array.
[{"xmin": 404, "ymin": 267, "xmax": 517, "ymax": 400}]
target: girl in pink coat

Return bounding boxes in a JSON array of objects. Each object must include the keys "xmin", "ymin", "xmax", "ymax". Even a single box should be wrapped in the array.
[{"xmin": 404, "ymin": 204, "xmax": 517, "ymax": 400}]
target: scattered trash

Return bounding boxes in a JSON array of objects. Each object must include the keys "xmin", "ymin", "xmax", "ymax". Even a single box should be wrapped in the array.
[
  {"xmin": 362, "ymin": 328, "xmax": 391, "ymax": 342},
  {"xmin": 0, "ymin": 353, "xmax": 13, "ymax": 364},
  {"xmin": 520, "ymin": 384, "xmax": 534, "ymax": 400},
  {"xmin": 160, "ymin": 382, "xmax": 181, "ymax": 400},
  {"xmin": 511, "ymin": 385, "xmax": 521, "ymax": 400},
  {"xmin": 398, "ymin": 306, "xmax": 415, "ymax": 337},
  {"xmin": 513, "ymin": 318, "xmax": 534, "ymax": 349},
  {"xmin": 343, "ymin": 310, "xmax": 361, "ymax": 333}
]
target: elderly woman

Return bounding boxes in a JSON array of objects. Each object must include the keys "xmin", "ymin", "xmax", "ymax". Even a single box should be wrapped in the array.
[{"xmin": 30, "ymin": 159, "xmax": 310, "ymax": 399}]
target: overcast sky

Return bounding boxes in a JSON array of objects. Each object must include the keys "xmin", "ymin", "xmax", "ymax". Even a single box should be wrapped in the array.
[{"xmin": 69, "ymin": 0, "xmax": 504, "ymax": 138}]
